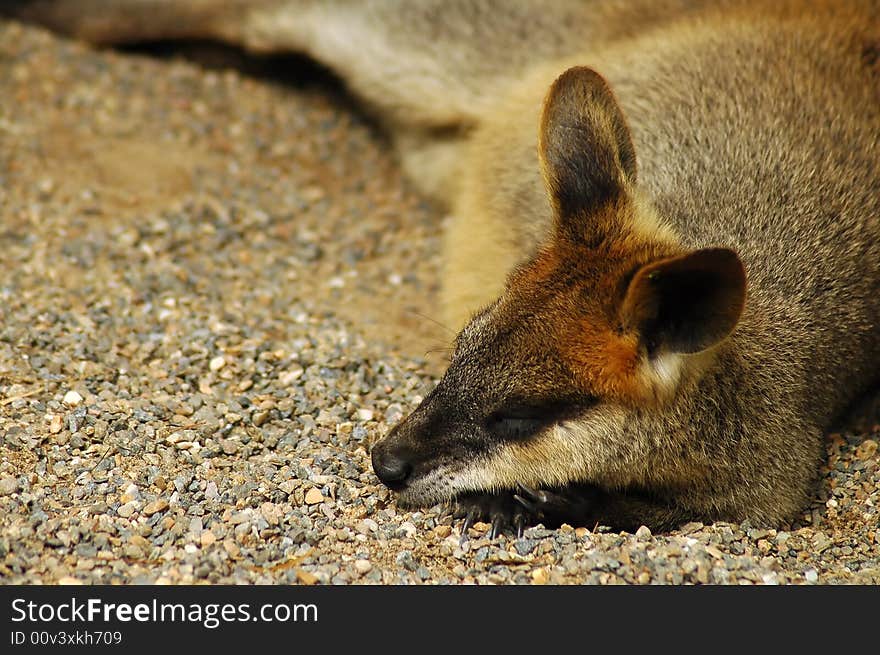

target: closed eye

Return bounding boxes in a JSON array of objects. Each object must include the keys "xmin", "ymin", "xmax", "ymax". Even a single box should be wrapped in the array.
[
  {"xmin": 485, "ymin": 398, "xmax": 594, "ymax": 441},
  {"xmin": 485, "ymin": 412, "xmax": 547, "ymax": 440}
]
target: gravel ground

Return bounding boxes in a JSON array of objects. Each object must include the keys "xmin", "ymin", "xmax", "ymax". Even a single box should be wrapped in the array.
[{"xmin": 1, "ymin": 20, "xmax": 878, "ymax": 585}]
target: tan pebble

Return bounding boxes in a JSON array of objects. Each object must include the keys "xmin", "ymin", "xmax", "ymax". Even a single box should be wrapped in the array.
[
  {"xmin": 635, "ymin": 525, "xmax": 652, "ymax": 541},
  {"xmin": 174, "ymin": 404, "xmax": 194, "ymax": 417},
  {"xmin": 304, "ymin": 488, "xmax": 325, "ymax": 505},
  {"xmin": 129, "ymin": 535, "xmax": 150, "ymax": 550},
  {"xmin": 57, "ymin": 576, "xmax": 83, "ymax": 585},
  {"xmin": 296, "ymin": 569, "xmax": 319, "ymax": 585},
  {"xmin": 209, "ymin": 356, "xmax": 226, "ymax": 372},
  {"xmin": 223, "ymin": 539, "xmax": 240, "ymax": 559},
  {"xmin": 638, "ymin": 571, "xmax": 651, "ymax": 584},
  {"xmin": 200, "ymin": 531, "xmax": 217, "ymax": 547},
  {"xmin": 260, "ymin": 502, "xmax": 282, "ymax": 525},
  {"xmin": 63, "ymin": 390, "xmax": 83, "ymax": 407},
  {"xmin": 472, "ymin": 521, "xmax": 490, "ymax": 532},
  {"xmin": 760, "ymin": 556, "xmax": 778, "ymax": 569},
  {"xmin": 38, "ymin": 177, "xmax": 56, "ymax": 195},
  {"xmin": 143, "ymin": 499, "xmax": 169, "ymax": 516},
  {"xmin": 279, "ymin": 368, "xmax": 304, "ymax": 386},
  {"xmin": 354, "ymin": 560, "xmax": 372, "ymax": 574},
  {"xmin": 855, "ymin": 439, "xmax": 877, "ymax": 461},
  {"xmin": 531, "ymin": 568, "xmax": 549, "ymax": 585},
  {"xmin": 433, "ymin": 525, "xmax": 452, "ymax": 538},
  {"xmin": 302, "ymin": 185, "xmax": 325, "ymax": 201},
  {"xmin": 0, "ymin": 476, "xmax": 18, "ymax": 495},
  {"xmin": 705, "ymin": 545, "xmax": 725, "ymax": 559},
  {"xmin": 49, "ymin": 414, "xmax": 64, "ymax": 434},
  {"xmin": 116, "ymin": 502, "xmax": 138, "ymax": 518},
  {"xmin": 574, "ymin": 527, "xmax": 589, "ymax": 538},
  {"xmin": 123, "ymin": 546, "xmax": 142, "ymax": 559}
]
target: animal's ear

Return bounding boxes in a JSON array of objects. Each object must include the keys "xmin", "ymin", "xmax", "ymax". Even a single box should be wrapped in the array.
[
  {"xmin": 538, "ymin": 66, "xmax": 637, "ymax": 230},
  {"xmin": 620, "ymin": 248, "xmax": 747, "ymax": 355}
]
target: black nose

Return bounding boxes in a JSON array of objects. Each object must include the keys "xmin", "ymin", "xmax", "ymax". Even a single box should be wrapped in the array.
[{"xmin": 371, "ymin": 443, "xmax": 413, "ymax": 490}]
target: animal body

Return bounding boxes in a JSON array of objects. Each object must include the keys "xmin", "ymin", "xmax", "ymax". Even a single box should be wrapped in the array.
[{"xmin": 12, "ymin": 0, "xmax": 880, "ymax": 532}]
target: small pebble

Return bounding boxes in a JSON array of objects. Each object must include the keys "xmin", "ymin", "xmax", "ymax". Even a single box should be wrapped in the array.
[
  {"xmin": 0, "ymin": 476, "xmax": 19, "ymax": 495},
  {"xmin": 57, "ymin": 576, "xmax": 83, "ymax": 586},
  {"xmin": 855, "ymin": 439, "xmax": 877, "ymax": 461},
  {"xmin": 48, "ymin": 414, "xmax": 64, "ymax": 434},
  {"xmin": 143, "ymin": 499, "xmax": 169, "ymax": 516},
  {"xmin": 635, "ymin": 525, "xmax": 652, "ymax": 542},
  {"xmin": 296, "ymin": 570, "xmax": 319, "ymax": 585},
  {"xmin": 531, "ymin": 568, "xmax": 549, "ymax": 585},
  {"xmin": 62, "ymin": 390, "xmax": 83, "ymax": 407},
  {"xmin": 116, "ymin": 502, "xmax": 138, "ymax": 518}
]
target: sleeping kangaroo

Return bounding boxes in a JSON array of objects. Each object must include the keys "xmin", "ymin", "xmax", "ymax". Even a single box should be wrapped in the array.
[{"xmin": 12, "ymin": 0, "xmax": 880, "ymax": 532}]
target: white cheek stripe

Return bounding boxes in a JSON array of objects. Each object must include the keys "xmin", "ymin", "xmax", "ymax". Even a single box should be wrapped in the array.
[{"xmin": 447, "ymin": 407, "xmax": 629, "ymax": 492}]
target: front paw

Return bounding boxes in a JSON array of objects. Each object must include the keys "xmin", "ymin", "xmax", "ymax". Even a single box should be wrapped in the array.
[
  {"xmin": 451, "ymin": 484, "xmax": 597, "ymax": 540},
  {"xmin": 511, "ymin": 483, "xmax": 597, "ymax": 528},
  {"xmin": 451, "ymin": 491, "xmax": 531, "ymax": 541}
]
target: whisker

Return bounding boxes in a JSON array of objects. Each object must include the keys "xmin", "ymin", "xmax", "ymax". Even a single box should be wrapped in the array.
[
  {"xmin": 404, "ymin": 308, "xmax": 457, "ymax": 336},
  {"xmin": 423, "ymin": 346, "xmax": 452, "ymax": 356},
  {"xmin": 422, "ymin": 348, "xmax": 453, "ymax": 365}
]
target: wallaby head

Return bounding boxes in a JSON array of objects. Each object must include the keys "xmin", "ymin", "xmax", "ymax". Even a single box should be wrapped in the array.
[{"xmin": 372, "ymin": 67, "xmax": 747, "ymax": 508}]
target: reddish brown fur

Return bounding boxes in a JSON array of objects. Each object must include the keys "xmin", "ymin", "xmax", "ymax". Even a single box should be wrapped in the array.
[{"xmin": 507, "ymin": 216, "xmax": 682, "ymax": 405}]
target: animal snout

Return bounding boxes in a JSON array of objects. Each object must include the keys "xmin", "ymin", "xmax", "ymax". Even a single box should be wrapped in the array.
[{"xmin": 371, "ymin": 440, "xmax": 413, "ymax": 490}]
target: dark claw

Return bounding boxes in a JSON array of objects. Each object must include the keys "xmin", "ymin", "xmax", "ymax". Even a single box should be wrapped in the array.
[
  {"xmin": 490, "ymin": 514, "xmax": 504, "ymax": 539},
  {"xmin": 514, "ymin": 513, "xmax": 526, "ymax": 539},
  {"xmin": 517, "ymin": 483, "xmax": 577, "ymax": 516},
  {"xmin": 518, "ymin": 483, "xmax": 553, "ymax": 506},
  {"xmin": 516, "ymin": 482, "xmax": 541, "ymax": 501},
  {"xmin": 513, "ymin": 493, "xmax": 540, "ymax": 516},
  {"xmin": 459, "ymin": 510, "xmax": 476, "ymax": 545}
]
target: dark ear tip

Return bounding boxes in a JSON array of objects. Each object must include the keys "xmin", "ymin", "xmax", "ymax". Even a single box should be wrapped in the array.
[
  {"xmin": 552, "ymin": 66, "xmax": 608, "ymax": 91},
  {"xmin": 709, "ymin": 246, "xmax": 744, "ymax": 267},
  {"xmin": 687, "ymin": 246, "xmax": 747, "ymax": 306},
  {"xmin": 687, "ymin": 247, "xmax": 746, "ymax": 279},
  {"xmin": 706, "ymin": 246, "xmax": 747, "ymax": 289},
  {"xmin": 543, "ymin": 66, "xmax": 611, "ymax": 118}
]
